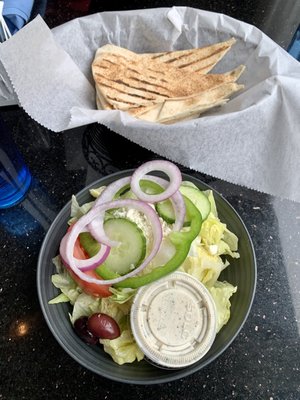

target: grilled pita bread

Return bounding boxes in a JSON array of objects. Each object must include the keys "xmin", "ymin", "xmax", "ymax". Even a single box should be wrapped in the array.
[
  {"xmin": 92, "ymin": 48, "xmax": 245, "ymax": 111},
  {"xmin": 142, "ymin": 38, "xmax": 236, "ymax": 74},
  {"xmin": 92, "ymin": 40, "xmax": 245, "ymax": 124},
  {"xmin": 133, "ymin": 82, "xmax": 243, "ymax": 123},
  {"xmin": 95, "ymin": 38, "xmax": 236, "ymax": 75}
]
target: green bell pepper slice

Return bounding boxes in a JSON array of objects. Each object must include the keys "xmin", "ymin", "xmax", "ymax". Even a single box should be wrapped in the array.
[{"xmin": 80, "ymin": 196, "xmax": 202, "ymax": 289}]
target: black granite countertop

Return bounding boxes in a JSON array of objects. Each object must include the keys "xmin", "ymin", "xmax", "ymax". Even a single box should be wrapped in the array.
[{"xmin": 1, "ymin": 2, "xmax": 300, "ymax": 399}]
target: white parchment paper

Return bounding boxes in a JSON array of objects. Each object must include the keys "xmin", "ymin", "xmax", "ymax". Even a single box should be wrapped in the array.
[{"xmin": 0, "ymin": 7, "xmax": 300, "ymax": 201}]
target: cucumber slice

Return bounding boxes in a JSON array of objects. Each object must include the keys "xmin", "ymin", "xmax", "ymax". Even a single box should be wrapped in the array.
[
  {"xmin": 156, "ymin": 184, "xmax": 211, "ymax": 224},
  {"xmin": 155, "ymin": 200, "xmax": 190, "ymax": 226},
  {"xmin": 96, "ymin": 218, "xmax": 146, "ymax": 276},
  {"xmin": 116, "ymin": 179, "xmax": 164, "ymax": 200},
  {"xmin": 179, "ymin": 186, "xmax": 211, "ymax": 221}
]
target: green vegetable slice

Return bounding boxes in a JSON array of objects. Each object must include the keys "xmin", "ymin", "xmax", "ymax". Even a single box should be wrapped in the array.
[
  {"xmin": 80, "ymin": 218, "xmax": 146, "ymax": 276},
  {"xmin": 96, "ymin": 197, "xmax": 202, "ymax": 288}
]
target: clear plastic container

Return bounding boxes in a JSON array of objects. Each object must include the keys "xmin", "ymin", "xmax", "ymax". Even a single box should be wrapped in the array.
[{"xmin": 130, "ymin": 271, "xmax": 217, "ymax": 369}]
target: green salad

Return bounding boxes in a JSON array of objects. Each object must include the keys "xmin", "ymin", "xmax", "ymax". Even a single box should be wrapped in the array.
[{"xmin": 50, "ymin": 165, "xmax": 239, "ymax": 365}]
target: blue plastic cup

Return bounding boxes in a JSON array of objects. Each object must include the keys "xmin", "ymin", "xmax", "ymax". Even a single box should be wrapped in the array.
[{"xmin": 0, "ymin": 115, "xmax": 31, "ymax": 208}]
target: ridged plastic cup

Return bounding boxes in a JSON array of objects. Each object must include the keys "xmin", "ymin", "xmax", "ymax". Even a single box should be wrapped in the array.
[{"xmin": 130, "ymin": 271, "xmax": 217, "ymax": 369}]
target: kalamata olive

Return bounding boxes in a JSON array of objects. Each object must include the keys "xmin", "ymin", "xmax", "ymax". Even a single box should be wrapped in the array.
[
  {"xmin": 73, "ymin": 316, "xmax": 99, "ymax": 345},
  {"xmin": 87, "ymin": 313, "xmax": 120, "ymax": 339}
]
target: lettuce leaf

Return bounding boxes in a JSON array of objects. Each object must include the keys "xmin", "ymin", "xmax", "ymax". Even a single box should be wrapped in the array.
[
  {"xmin": 99, "ymin": 297, "xmax": 132, "ymax": 324},
  {"xmin": 100, "ymin": 329, "xmax": 144, "ymax": 365},
  {"xmin": 68, "ymin": 195, "xmax": 94, "ymax": 225},
  {"xmin": 89, "ymin": 185, "xmax": 106, "ymax": 199},
  {"xmin": 109, "ymin": 287, "xmax": 137, "ymax": 304},
  {"xmin": 180, "ymin": 246, "xmax": 225, "ymax": 287},
  {"xmin": 70, "ymin": 292, "xmax": 102, "ymax": 324},
  {"xmin": 50, "ymin": 256, "xmax": 81, "ymax": 305},
  {"xmin": 200, "ymin": 213, "xmax": 240, "ymax": 259},
  {"xmin": 98, "ymin": 297, "xmax": 144, "ymax": 364},
  {"xmin": 209, "ymin": 281, "xmax": 237, "ymax": 333}
]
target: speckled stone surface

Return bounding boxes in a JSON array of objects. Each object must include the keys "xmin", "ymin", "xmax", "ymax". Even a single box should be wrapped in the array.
[{"xmin": 1, "ymin": 2, "xmax": 300, "ymax": 399}]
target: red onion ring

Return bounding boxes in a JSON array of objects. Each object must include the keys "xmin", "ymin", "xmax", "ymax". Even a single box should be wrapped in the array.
[
  {"xmin": 89, "ymin": 176, "xmax": 131, "ymax": 247},
  {"xmin": 130, "ymin": 160, "xmax": 182, "ymax": 203},
  {"xmin": 59, "ymin": 233, "xmax": 110, "ymax": 272},
  {"xmin": 61, "ymin": 199, "xmax": 163, "ymax": 285},
  {"xmin": 94, "ymin": 176, "xmax": 131, "ymax": 206},
  {"xmin": 144, "ymin": 175, "xmax": 186, "ymax": 231}
]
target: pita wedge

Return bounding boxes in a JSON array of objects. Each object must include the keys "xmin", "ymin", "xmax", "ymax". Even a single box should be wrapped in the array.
[
  {"xmin": 142, "ymin": 38, "xmax": 237, "ymax": 74},
  {"xmin": 92, "ymin": 46, "xmax": 245, "ymax": 111},
  {"xmin": 132, "ymin": 82, "xmax": 244, "ymax": 123},
  {"xmin": 95, "ymin": 38, "xmax": 236, "ymax": 75}
]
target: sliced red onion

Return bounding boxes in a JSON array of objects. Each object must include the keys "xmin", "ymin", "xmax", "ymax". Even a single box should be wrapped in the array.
[
  {"xmin": 94, "ymin": 176, "xmax": 131, "ymax": 206},
  {"xmin": 60, "ymin": 233, "xmax": 111, "ymax": 272},
  {"xmin": 131, "ymin": 160, "xmax": 182, "ymax": 203},
  {"xmin": 144, "ymin": 175, "xmax": 186, "ymax": 231},
  {"xmin": 62, "ymin": 199, "xmax": 163, "ymax": 285},
  {"xmin": 89, "ymin": 176, "xmax": 131, "ymax": 246}
]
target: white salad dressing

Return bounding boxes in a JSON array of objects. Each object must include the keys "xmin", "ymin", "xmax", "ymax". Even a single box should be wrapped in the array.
[{"xmin": 130, "ymin": 271, "xmax": 217, "ymax": 368}]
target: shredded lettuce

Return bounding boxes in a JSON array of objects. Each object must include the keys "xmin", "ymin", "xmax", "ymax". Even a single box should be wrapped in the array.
[
  {"xmin": 69, "ymin": 292, "xmax": 102, "ymax": 324},
  {"xmin": 200, "ymin": 213, "xmax": 240, "ymax": 259},
  {"xmin": 109, "ymin": 287, "xmax": 137, "ymax": 304},
  {"xmin": 209, "ymin": 281, "xmax": 237, "ymax": 333},
  {"xmin": 99, "ymin": 297, "xmax": 132, "ymax": 323},
  {"xmin": 100, "ymin": 328, "xmax": 144, "ymax": 365},
  {"xmin": 48, "ymin": 293, "xmax": 70, "ymax": 304},
  {"xmin": 180, "ymin": 246, "xmax": 225, "ymax": 287},
  {"xmin": 89, "ymin": 186, "xmax": 106, "ymax": 199},
  {"xmin": 98, "ymin": 297, "xmax": 144, "ymax": 364},
  {"xmin": 50, "ymin": 256, "xmax": 81, "ymax": 305},
  {"xmin": 68, "ymin": 195, "xmax": 95, "ymax": 225}
]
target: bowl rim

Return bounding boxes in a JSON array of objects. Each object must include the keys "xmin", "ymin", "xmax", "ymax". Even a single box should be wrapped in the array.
[{"xmin": 37, "ymin": 169, "xmax": 257, "ymax": 384}]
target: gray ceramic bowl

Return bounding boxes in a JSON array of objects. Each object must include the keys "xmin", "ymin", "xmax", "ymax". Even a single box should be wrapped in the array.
[{"xmin": 37, "ymin": 170, "xmax": 256, "ymax": 384}]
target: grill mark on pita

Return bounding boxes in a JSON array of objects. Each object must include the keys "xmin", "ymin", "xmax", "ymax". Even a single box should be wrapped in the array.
[
  {"xmin": 95, "ymin": 60, "xmax": 172, "ymax": 92},
  {"xmin": 106, "ymin": 95, "xmax": 138, "ymax": 106},
  {"xmin": 97, "ymin": 80, "xmax": 157, "ymax": 100},
  {"xmin": 178, "ymin": 47, "xmax": 227, "ymax": 68},
  {"xmin": 94, "ymin": 74, "xmax": 169, "ymax": 100},
  {"xmin": 194, "ymin": 62, "xmax": 217, "ymax": 73},
  {"xmin": 100, "ymin": 58, "xmax": 118, "ymax": 66},
  {"xmin": 96, "ymin": 60, "xmax": 140, "ymax": 76},
  {"xmin": 95, "ymin": 72, "xmax": 170, "ymax": 100},
  {"xmin": 148, "ymin": 75, "xmax": 169, "ymax": 83},
  {"xmin": 97, "ymin": 58, "xmax": 167, "ymax": 84},
  {"xmin": 128, "ymin": 76, "xmax": 171, "ymax": 95},
  {"xmin": 100, "ymin": 54, "xmax": 141, "ymax": 73},
  {"xmin": 94, "ymin": 63, "xmax": 110, "ymax": 70},
  {"xmin": 127, "ymin": 66, "xmax": 148, "ymax": 76},
  {"xmin": 148, "ymin": 67, "xmax": 167, "ymax": 75},
  {"xmin": 151, "ymin": 52, "xmax": 172, "ymax": 59},
  {"xmin": 162, "ymin": 51, "xmax": 195, "ymax": 64}
]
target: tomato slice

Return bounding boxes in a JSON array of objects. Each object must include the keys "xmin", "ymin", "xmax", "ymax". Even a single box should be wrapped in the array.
[{"xmin": 65, "ymin": 226, "xmax": 112, "ymax": 298}]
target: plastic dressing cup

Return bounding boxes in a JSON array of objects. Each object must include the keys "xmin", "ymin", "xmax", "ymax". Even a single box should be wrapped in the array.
[{"xmin": 130, "ymin": 271, "xmax": 217, "ymax": 369}]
